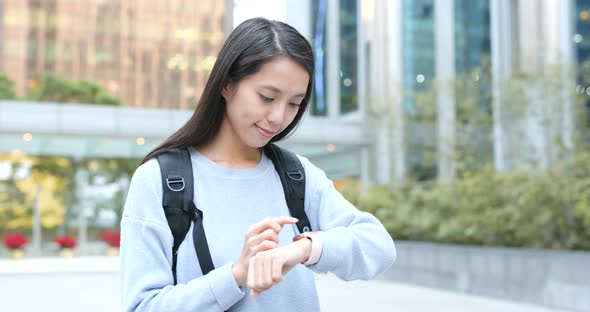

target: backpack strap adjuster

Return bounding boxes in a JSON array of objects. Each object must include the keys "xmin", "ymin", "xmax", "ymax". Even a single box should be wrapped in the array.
[
  {"xmin": 287, "ymin": 170, "xmax": 304, "ymax": 181},
  {"xmin": 166, "ymin": 176, "xmax": 185, "ymax": 192}
]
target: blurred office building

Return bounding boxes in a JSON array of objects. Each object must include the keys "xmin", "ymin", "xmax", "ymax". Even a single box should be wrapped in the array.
[
  {"xmin": 1, "ymin": 0, "xmax": 232, "ymax": 109},
  {"xmin": 0, "ymin": 0, "xmax": 588, "ymax": 184}
]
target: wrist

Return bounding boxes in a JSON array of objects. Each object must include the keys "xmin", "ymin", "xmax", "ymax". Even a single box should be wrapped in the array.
[
  {"xmin": 232, "ymin": 261, "xmax": 246, "ymax": 286},
  {"xmin": 293, "ymin": 237, "xmax": 312, "ymax": 263},
  {"xmin": 292, "ymin": 232, "xmax": 322, "ymax": 265}
]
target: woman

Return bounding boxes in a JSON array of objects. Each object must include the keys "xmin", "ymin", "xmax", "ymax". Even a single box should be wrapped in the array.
[{"xmin": 120, "ymin": 17, "xmax": 396, "ymax": 311}]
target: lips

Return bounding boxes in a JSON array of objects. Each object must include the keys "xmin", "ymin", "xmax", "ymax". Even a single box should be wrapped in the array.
[{"xmin": 255, "ymin": 124, "xmax": 277, "ymax": 138}]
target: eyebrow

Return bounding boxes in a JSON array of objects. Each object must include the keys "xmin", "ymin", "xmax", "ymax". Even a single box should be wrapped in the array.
[{"xmin": 260, "ymin": 85, "xmax": 306, "ymax": 98}]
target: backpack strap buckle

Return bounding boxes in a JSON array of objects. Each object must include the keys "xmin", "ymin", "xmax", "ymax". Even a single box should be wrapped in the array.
[
  {"xmin": 166, "ymin": 175, "xmax": 185, "ymax": 192},
  {"xmin": 287, "ymin": 170, "xmax": 304, "ymax": 181}
]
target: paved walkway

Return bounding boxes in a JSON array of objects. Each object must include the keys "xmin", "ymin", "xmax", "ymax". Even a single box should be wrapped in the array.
[{"xmin": 0, "ymin": 257, "xmax": 567, "ymax": 311}]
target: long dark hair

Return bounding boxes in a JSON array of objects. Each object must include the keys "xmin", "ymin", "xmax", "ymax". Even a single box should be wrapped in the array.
[{"xmin": 141, "ymin": 17, "xmax": 314, "ymax": 165}]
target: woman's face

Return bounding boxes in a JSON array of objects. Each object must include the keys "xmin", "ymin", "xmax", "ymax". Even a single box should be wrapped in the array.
[{"xmin": 222, "ymin": 57, "xmax": 309, "ymax": 148}]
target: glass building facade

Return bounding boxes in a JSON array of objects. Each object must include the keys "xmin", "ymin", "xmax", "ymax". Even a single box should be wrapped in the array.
[
  {"xmin": 1, "ymin": 0, "xmax": 230, "ymax": 109},
  {"xmin": 403, "ymin": 0, "xmax": 435, "ymax": 116},
  {"xmin": 403, "ymin": 0, "xmax": 436, "ymax": 179},
  {"xmin": 454, "ymin": 0, "xmax": 491, "ymax": 74},
  {"xmin": 339, "ymin": 0, "xmax": 358, "ymax": 114},
  {"xmin": 403, "ymin": 0, "xmax": 491, "ymax": 179},
  {"xmin": 403, "ymin": 0, "xmax": 491, "ymax": 111},
  {"xmin": 311, "ymin": 0, "xmax": 327, "ymax": 116},
  {"xmin": 576, "ymin": 0, "xmax": 590, "ymax": 121},
  {"xmin": 576, "ymin": 0, "xmax": 590, "ymax": 63},
  {"xmin": 310, "ymin": 0, "xmax": 359, "ymax": 116}
]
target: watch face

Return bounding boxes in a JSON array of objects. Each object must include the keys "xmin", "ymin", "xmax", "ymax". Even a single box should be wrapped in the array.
[
  {"xmin": 292, "ymin": 233, "xmax": 314, "ymax": 242},
  {"xmin": 292, "ymin": 234, "xmax": 305, "ymax": 242}
]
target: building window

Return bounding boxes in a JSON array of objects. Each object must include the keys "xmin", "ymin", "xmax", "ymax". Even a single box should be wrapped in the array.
[
  {"xmin": 311, "ymin": 0, "xmax": 328, "ymax": 116},
  {"xmin": 403, "ymin": 0, "xmax": 435, "ymax": 116},
  {"xmin": 454, "ymin": 0, "xmax": 491, "ymax": 74},
  {"xmin": 576, "ymin": 0, "xmax": 590, "ymax": 122},
  {"xmin": 340, "ymin": 0, "xmax": 359, "ymax": 114}
]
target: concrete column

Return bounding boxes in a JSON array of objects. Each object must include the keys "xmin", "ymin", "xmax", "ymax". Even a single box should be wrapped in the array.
[
  {"xmin": 31, "ymin": 183, "xmax": 42, "ymax": 256},
  {"xmin": 386, "ymin": 0, "xmax": 405, "ymax": 182},
  {"xmin": 558, "ymin": 0, "xmax": 575, "ymax": 151},
  {"xmin": 490, "ymin": 0, "xmax": 516, "ymax": 171},
  {"xmin": 357, "ymin": 0, "xmax": 367, "ymax": 120},
  {"xmin": 360, "ymin": 146, "xmax": 370, "ymax": 191},
  {"xmin": 327, "ymin": 0, "xmax": 341, "ymax": 117},
  {"xmin": 559, "ymin": 0, "xmax": 575, "ymax": 64},
  {"xmin": 372, "ymin": 0, "xmax": 391, "ymax": 184},
  {"xmin": 518, "ymin": 0, "xmax": 543, "ymax": 71},
  {"xmin": 0, "ymin": 0, "xmax": 4, "ymax": 70},
  {"xmin": 514, "ymin": 0, "xmax": 572, "ymax": 168},
  {"xmin": 75, "ymin": 165, "xmax": 88, "ymax": 255},
  {"xmin": 286, "ymin": 0, "xmax": 312, "ymax": 40},
  {"xmin": 543, "ymin": 0, "xmax": 575, "ymax": 156},
  {"xmin": 518, "ymin": 1, "xmax": 549, "ymax": 167},
  {"xmin": 435, "ymin": 0, "xmax": 456, "ymax": 183}
]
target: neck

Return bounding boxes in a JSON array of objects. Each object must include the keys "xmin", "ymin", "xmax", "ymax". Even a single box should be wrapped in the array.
[{"xmin": 196, "ymin": 117, "xmax": 261, "ymax": 169}]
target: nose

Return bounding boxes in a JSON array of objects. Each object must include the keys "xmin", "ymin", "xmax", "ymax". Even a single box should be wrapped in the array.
[{"xmin": 266, "ymin": 102, "xmax": 288, "ymax": 127}]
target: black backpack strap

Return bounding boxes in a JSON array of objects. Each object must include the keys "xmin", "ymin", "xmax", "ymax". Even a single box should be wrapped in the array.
[
  {"xmin": 191, "ymin": 201, "xmax": 215, "ymax": 276},
  {"xmin": 157, "ymin": 147, "xmax": 215, "ymax": 284},
  {"xmin": 263, "ymin": 144, "xmax": 312, "ymax": 234}
]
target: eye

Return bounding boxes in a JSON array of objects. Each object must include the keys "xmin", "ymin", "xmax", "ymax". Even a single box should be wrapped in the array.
[
  {"xmin": 289, "ymin": 102, "xmax": 302, "ymax": 108},
  {"xmin": 258, "ymin": 94, "xmax": 274, "ymax": 102}
]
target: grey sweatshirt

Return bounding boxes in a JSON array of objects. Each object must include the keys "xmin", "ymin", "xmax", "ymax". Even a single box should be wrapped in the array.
[{"xmin": 120, "ymin": 147, "xmax": 396, "ymax": 311}]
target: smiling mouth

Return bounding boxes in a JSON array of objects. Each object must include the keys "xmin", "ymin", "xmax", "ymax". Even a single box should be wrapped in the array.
[{"xmin": 255, "ymin": 124, "xmax": 277, "ymax": 138}]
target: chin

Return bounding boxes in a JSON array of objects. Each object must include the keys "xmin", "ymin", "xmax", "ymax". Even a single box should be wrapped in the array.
[
  {"xmin": 243, "ymin": 137, "xmax": 270, "ymax": 149},
  {"xmin": 251, "ymin": 140, "xmax": 270, "ymax": 149},
  {"xmin": 243, "ymin": 131, "xmax": 273, "ymax": 148}
]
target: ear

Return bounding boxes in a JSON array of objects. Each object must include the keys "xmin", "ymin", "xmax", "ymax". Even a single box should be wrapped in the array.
[{"xmin": 221, "ymin": 84, "xmax": 232, "ymax": 100}]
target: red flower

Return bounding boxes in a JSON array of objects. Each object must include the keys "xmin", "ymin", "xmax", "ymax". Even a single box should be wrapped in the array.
[
  {"xmin": 3, "ymin": 232, "xmax": 28, "ymax": 250},
  {"xmin": 99, "ymin": 230, "xmax": 120, "ymax": 248},
  {"xmin": 54, "ymin": 235, "xmax": 77, "ymax": 248}
]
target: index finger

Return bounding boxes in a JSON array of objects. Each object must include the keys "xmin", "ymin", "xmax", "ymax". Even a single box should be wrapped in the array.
[
  {"xmin": 273, "ymin": 216, "xmax": 299, "ymax": 226},
  {"xmin": 248, "ymin": 217, "xmax": 298, "ymax": 235}
]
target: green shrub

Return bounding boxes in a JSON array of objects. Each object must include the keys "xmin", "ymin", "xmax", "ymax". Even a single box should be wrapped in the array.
[
  {"xmin": 0, "ymin": 73, "xmax": 17, "ymax": 99},
  {"xmin": 27, "ymin": 73, "xmax": 122, "ymax": 105},
  {"xmin": 344, "ymin": 151, "xmax": 590, "ymax": 250}
]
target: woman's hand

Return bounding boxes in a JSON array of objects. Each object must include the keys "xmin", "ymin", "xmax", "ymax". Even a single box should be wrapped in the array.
[
  {"xmin": 247, "ymin": 238, "xmax": 312, "ymax": 299},
  {"xmin": 232, "ymin": 217, "xmax": 298, "ymax": 287}
]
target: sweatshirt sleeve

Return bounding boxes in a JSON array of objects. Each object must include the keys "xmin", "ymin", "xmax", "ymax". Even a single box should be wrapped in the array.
[
  {"xmin": 298, "ymin": 156, "xmax": 397, "ymax": 281},
  {"xmin": 120, "ymin": 160, "xmax": 245, "ymax": 312}
]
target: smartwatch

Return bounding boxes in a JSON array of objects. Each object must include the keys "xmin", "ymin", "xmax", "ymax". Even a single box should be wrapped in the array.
[{"xmin": 292, "ymin": 232, "xmax": 323, "ymax": 265}]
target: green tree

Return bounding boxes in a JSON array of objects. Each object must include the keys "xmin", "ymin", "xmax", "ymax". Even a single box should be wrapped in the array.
[
  {"xmin": 27, "ymin": 73, "xmax": 122, "ymax": 105},
  {"xmin": 0, "ymin": 72, "xmax": 17, "ymax": 99},
  {"xmin": 406, "ymin": 60, "xmax": 493, "ymax": 181}
]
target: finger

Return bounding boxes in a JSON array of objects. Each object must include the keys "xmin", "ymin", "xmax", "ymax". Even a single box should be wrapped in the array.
[
  {"xmin": 247, "ymin": 217, "xmax": 298, "ymax": 236},
  {"xmin": 263, "ymin": 256, "xmax": 273, "ymax": 289},
  {"xmin": 273, "ymin": 216, "xmax": 299, "ymax": 226},
  {"xmin": 251, "ymin": 240, "xmax": 277, "ymax": 255},
  {"xmin": 272, "ymin": 255, "xmax": 284, "ymax": 284},
  {"xmin": 255, "ymin": 255, "xmax": 264, "ymax": 291},
  {"xmin": 247, "ymin": 218, "xmax": 281, "ymax": 236},
  {"xmin": 247, "ymin": 255, "xmax": 265, "ymax": 293},
  {"xmin": 247, "ymin": 229, "xmax": 279, "ymax": 248},
  {"xmin": 251, "ymin": 289, "xmax": 261, "ymax": 299},
  {"xmin": 247, "ymin": 257, "xmax": 256, "ymax": 291}
]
